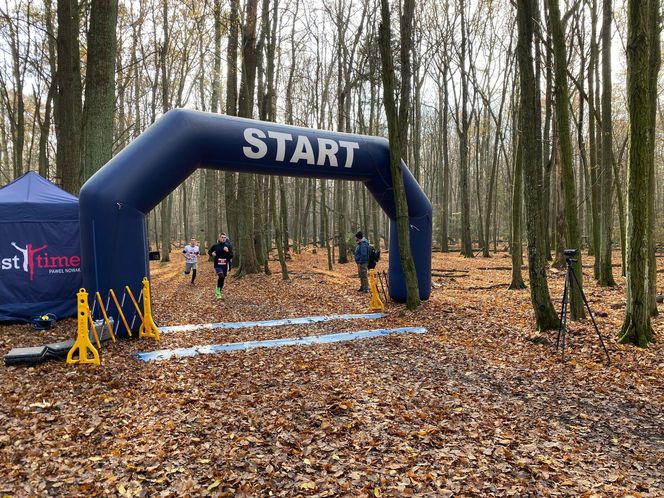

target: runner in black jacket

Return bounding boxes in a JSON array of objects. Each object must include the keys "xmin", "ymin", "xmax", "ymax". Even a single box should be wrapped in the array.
[{"xmin": 207, "ymin": 232, "xmax": 234, "ymax": 300}]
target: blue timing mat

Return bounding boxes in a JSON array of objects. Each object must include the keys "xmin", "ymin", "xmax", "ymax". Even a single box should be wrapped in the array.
[
  {"xmin": 158, "ymin": 312, "xmax": 386, "ymax": 334},
  {"xmin": 135, "ymin": 326, "xmax": 427, "ymax": 362}
]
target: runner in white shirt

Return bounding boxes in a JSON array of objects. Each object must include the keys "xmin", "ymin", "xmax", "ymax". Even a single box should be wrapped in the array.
[{"xmin": 183, "ymin": 237, "xmax": 200, "ymax": 284}]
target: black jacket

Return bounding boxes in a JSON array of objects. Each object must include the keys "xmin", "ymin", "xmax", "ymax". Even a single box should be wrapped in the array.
[{"xmin": 208, "ymin": 240, "xmax": 234, "ymax": 268}]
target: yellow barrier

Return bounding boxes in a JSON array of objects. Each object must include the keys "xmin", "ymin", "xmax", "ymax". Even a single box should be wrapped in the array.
[
  {"xmin": 87, "ymin": 312, "xmax": 102, "ymax": 349},
  {"xmin": 125, "ymin": 286, "xmax": 144, "ymax": 322},
  {"xmin": 139, "ymin": 277, "xmax": 160, "ymax": 340},
  {"xmin": 95, "ymin": 292, "xmax": 116, "ymax": 343},
  {"xmin": 66, "ymin": 289, "xmax": 100, "ymax": 365},
  {"xmin": 109, "ymin": 289, "xmax": 132, "ymax": 337},
  {"xmin": 368, "ymin": 270, "xmax": 384, "ymax": 312}
]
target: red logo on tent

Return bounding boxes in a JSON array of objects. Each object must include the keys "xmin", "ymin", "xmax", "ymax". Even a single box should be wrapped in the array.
[{"xmin": 2, "ymin": 243, "xmax": 81, "ymax": 281}]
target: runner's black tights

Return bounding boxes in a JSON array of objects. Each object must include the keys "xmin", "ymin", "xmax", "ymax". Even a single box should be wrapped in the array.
[
  {"xmin": 217, "ymin": 274, "xmax": 226, "ymax": 289},
  {"xmin": 191, "ymin": 269, "xmax": 196, "ymax": 283}
]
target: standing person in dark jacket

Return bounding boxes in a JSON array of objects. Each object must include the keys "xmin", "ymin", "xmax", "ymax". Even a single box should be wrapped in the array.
[
  {"xmin": 354, "ymin": 231, "xmax": 370, "ymax": 293},
  {"xmin": 208, "ymin": 232, "xmax": 234, "ymax": 300}
]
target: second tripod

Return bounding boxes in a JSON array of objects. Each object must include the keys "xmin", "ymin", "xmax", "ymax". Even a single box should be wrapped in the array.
[{"xmin": 557, "ymin": 249, "xmax": 611, "ymax": 365}]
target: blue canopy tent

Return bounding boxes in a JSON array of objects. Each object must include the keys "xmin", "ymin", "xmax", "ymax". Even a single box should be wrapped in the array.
[
  {"xmin": 80, "ymin": 110, "xmax": 432, "ymax": 335},
  {"xmin": 0, "ymin": 172, "xmax": 82, "ymax": 322}
]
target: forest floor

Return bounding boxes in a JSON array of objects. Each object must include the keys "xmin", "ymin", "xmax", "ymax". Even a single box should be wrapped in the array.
[{"xmin": 1, "ymin": 249, "xmax": 663, "ymax": 497}]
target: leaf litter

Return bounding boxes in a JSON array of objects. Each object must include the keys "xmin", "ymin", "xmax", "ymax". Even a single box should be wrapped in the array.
[{"xmin": 0, "ymin": 249, "xmax": 662, "ymax": 496}]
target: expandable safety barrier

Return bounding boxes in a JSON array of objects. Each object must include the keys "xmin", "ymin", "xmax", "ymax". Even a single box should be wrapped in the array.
[{"xmin": 66, "ymin": 277, "xmax": 159, "ymax": 365}]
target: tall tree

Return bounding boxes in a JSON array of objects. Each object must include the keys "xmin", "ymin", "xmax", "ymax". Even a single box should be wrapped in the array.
[
  {"xmin": 439, "ymin": 65, "xmax": 450, "ymax": 253},
  {"xmin": 206, "ymin": 0, "xmax": 222, "ymax": 251},
  {"xmin": 516, "ymin": 0, "xmax": 559, "ymax": 329},
  {"xmin": 542, "ymin": 10, "xmax": 554, "ymax": 260},
  {"xmin": 81, "ymin": 0, "xmax": 118, "ymax": 184},
  {"xmin": 509, "ymin": 136, "xmax": 526, "ymax": 290},
  {"xmin": 458, "ymin": 0, "xmax": 473, "ymax": 257},
  {"xmin": 547, "ymin": 0, "xmax": 584, "ymax": 320},
  {"xmin": 598, "ymin": 0, "xmax": 615, "ymax": 286},
  {"xmin": 225, "ymin": 0, "xmax": 240, "ymax": 260},
  {"xmin": 482, "ymin": 46, "xmax": 512, "ymax": 258},
  {"xmin": 0, "ymin": 4, "xmax": 29, "ymax": 179},
  {"xmin": 55, "ymin": 0, "xmax": 82, "ymax": 193},
  {"xmin": 263, "ymin": 0, "xmax": 286, "ymax": 278},
  {"xmin": 618, "ymin": 0, "xmax": 660, "ymax": 347},
  {"xmin": 645, "ymin": 0, "xmax": 660, "ymax": 318},
  {"xmin": 378, "ymin": 0, "xmax": 420, "ymax": 310},
  {"xmin": 36, "ymin": 0, "xmax": 59, "ymax": 180},
  {"xmin": 236, "ymin": 0, "xmax": 260, "ymax": 276},
  {"xmin": 587, "ymin": 0, "xmax": 600, "ymax": 278},
  {"xmin": 159, "ymin": 0, "xmax": 173, "ymax": 263}
]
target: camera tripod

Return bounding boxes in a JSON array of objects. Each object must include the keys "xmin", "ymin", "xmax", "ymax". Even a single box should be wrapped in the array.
[{"xmin": 557, "ymin": 251, "xmax": 611, "ymax": 365}]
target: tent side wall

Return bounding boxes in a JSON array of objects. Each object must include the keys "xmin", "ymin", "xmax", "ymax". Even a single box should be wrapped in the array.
[{"xmin": 0, "ymin": 175, "xmax": 82, "ymax": 323}]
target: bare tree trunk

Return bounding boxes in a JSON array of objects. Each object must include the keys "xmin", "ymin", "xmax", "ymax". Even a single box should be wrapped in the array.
[
  {"xmin": 38, "ymin": 0, "xmax": 58, "ymax": 180},
  {"xmin": 509, "ymin": 79, "xmax": 525, "ymax": 289},
  {"xmin": 236, "ymin": 0, "xmax": 260, "ymax": 276},
  {"xmin": 645, "ymin": 0, "xmax": 660, "ymax": 317},
  {"xmin": 588, "ymin": 1, "xmax": 600, "ymax": 278},
  {"xmin": 516, "ymin": 0, "xmax": 559, "ymax": 329},
  {"xmin": 81, "ymin": 0, "xmax": 118, "ymax": 184},
  {"xmin": 598, "ymin": 0, "xmax": 615, "ymax": 286},
  {"xmin": 270, "ymin": 175, "xmax": 288, "ymax": 279},
  {"xmin": 441, "ymin": 66, "xmax": 450, "ymax": 252},
  {"xmin": 55, "ymin": 0, "xmax": 82, "ymax": 193},
  {"xmin": 263, "ymin": 0, "xmax": 283, "ymax": 276},
  {"xmin": 279, "ymin": 177, "xmax": 290, "ymax": 255},
  {"xmin": 378, "ymin": 0, "xmax": 420, "ymax": 309},
  {"xmin": 483, "ymin": 60, "xmax": 510, "ymax": 258},
  {"xmin": 475, "ymin": 112, "xmax": 485, "ymax": 253},
  {"xmin": 542, "ymin": 22, "xmax": 553, "ymax": 260},
  {"xmin": 618, "ymin": 0, "xmax": 659, "ymax": 347},
  {"xmin": 459, "ymin": 0, "xmax": 473, "ymax": 257},
  {"xmin": 206, "ymin": 0, "xmax": 222, "ymax": 251},
  {"xmin": 548, "ymin": 0, "xmax": 584, "ymax": 320},
  {"xmin": 335, "ymin": 180, "xmax": 348, "ymax": 263},
  {"xmin": 613, "ymin": 138, "xmax": 627, "ymax": 276},
  {"xmin": 509, "ymin": 133, "xmax": 526, "ymax": 290},
  {"xmin": 575, "ymin": 18, "xmax": 590, "ymax": 256},
  {"xmin": 0, "ymin": 7, "xmax": 26, "ymax": 179},
  {"xmin": 321, "ymin": 179, "xmax": 333, "ymax": 271},
  {"xmin": 159, "ymin": 0, "xmax": 172, "ymax": 263},
  {"xmin": 225, "ymin": 0, "xmax": 240, "ymax": 259}
]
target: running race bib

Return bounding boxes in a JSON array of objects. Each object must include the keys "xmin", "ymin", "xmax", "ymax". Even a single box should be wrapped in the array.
[{"xmin": 217, "ymin": 258, "xmax": 227, "ymax": 266}]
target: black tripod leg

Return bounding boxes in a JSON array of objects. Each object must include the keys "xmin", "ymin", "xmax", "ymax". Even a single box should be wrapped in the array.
[
  {"xmin": 561, "ymin": 280, "xmax": 569, "ymax": 363},
  {"xmin": 569, "ymin": 268, "xmax": 611, "ymax": 365},
  {"xmin": 556, "ymin": 274, "xmax": 568, "ymax": 350}
]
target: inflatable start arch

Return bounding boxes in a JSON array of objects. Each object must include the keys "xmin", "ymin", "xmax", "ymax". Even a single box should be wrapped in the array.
[{"xmin": 80, "ymin": 110, "xmax": 431, "ymax": 331}]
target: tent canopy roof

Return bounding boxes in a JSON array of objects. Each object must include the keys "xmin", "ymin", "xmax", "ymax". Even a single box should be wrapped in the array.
[
  {"xmin": 0, "ymin": 171, "xmax": 78, "ymax": 203},
  {"xmin": 0, "ymin": 172, "xmax": 78, "ymax": 222}
]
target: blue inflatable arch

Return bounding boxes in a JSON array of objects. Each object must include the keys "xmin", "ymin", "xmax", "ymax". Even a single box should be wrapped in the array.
[{"xmin": 80, "ymin": 110, "xmax": 431, "ymax": 329}]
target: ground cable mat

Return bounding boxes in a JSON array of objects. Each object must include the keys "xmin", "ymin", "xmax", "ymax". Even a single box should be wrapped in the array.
[
  {"xmin": 158, "ymin": 313, "xmax": 386, "ymax": 334},
  {"xmin": 136, "ymin": 326, "xmax": 427, "ymax": 362}
]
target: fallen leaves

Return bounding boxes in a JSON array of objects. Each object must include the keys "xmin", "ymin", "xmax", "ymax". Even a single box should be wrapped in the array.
[{"xmin": 0, "ymin": 250, "xmax": 662, "ymax": 496}]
